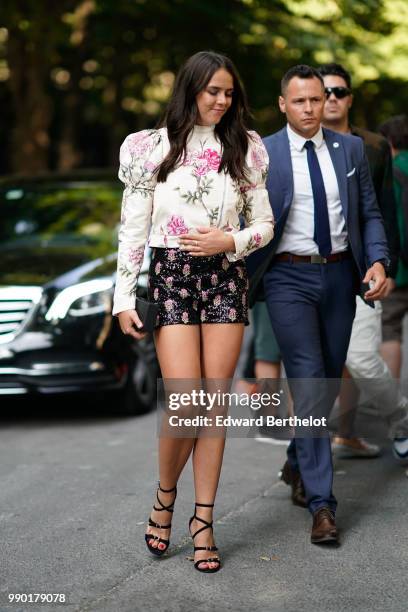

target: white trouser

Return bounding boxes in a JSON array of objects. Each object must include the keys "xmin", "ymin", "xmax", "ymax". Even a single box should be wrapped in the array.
[{"xmin": 345, "ymin": 296, "xmax": 408, "ymax": 436}]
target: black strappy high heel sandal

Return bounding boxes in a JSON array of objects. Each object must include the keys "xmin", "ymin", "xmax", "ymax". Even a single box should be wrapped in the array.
[
  {"xmin": 145, "ymin": 482, "xmax": 177, "ymax": 557},
  {"xmin": 188, "ymin": 502, "xmax": 221, "ymax": 573}
]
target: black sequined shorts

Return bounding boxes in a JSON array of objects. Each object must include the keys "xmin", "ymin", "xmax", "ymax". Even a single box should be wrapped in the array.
[{"xmin": 148, "ymin": 248, "xmax": 249, "ymax": 327}]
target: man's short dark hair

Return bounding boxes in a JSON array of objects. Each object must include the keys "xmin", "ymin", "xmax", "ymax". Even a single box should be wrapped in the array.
[
  {"xmin": 379, "ymin": 115, "xmax": 408, "ymax": 150},
  {"xmin": 318, "ymin": 63, "xmax": 352, "ymax": 89},
  {"xmin": 281, "ymin": 65, "xmax": 324, "ymax": 96}
]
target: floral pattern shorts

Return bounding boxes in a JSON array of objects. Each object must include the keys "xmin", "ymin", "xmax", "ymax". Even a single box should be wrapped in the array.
[{"xmin": 148, "ymin": 248, "xmax": 249, "ymax": 327}]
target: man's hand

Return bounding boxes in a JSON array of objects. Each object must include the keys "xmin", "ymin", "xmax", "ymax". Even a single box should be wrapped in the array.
[
  {"xmin": 178, "ymin": 227, "xmax": 235, "ymax": 257},
  {"xmin": 383, "ymin": 277, "xmax": 396, "ymax": 298},
  {"xmin": 363, "ymin": 262, "xmax": 388, "ymax": 300},
  {"xmin": 117, "ymin": 309, "xmax": 147, "ymax": 340}
]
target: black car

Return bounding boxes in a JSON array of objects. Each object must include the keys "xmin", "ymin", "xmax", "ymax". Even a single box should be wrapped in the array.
[{"xmin": 0, "ymin": 170, "xmax": 158, "ymax": 414}]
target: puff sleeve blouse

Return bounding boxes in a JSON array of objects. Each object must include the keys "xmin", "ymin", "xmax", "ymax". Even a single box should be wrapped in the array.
[{"xmin": 112, "ymin": 124, "xmax": 274, "ymax": 315}]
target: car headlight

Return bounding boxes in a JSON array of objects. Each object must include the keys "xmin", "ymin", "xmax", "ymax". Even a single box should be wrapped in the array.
[{"xmin": 45, "ymin": 279, "xmax": 113, "ymax": 321}]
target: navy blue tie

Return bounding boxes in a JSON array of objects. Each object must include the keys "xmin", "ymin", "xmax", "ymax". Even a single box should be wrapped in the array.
[{"xmin": 304, "ymin": 140, "xmax": 332, "ymax": 257}]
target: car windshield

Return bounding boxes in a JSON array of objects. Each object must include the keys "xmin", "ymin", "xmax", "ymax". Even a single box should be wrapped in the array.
[{"xmin": 0, "ymin": 182, "xmax": 122, "ymax": 255}]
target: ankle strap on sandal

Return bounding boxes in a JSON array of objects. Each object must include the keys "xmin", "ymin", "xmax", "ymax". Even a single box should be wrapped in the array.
[
  {"xmin": 189, "ymin": 503, "xmax": 216, "ymax": 540},
  {"xmin": 158, "ymin": 481, "xmax": 177, "ymax": 493},
  {"xmin": 153, "ymin": 483, "xmax": 177, "ymax": 513}
]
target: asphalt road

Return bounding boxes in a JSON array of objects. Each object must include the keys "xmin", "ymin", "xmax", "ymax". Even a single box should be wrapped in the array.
[{"xmin": 0, "ymin": 397, "xmax": 407, "ymax": 612}]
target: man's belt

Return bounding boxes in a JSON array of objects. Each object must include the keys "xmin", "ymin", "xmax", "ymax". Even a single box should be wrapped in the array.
[{"xmin": 274, "ymin": 251, "xmax": 352, "ymax": 264}]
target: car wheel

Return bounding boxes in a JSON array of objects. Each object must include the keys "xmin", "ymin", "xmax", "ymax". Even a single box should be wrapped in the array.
[{"xmin": 117, "ymin": 335, "xmax": 159, "ymax": 415}]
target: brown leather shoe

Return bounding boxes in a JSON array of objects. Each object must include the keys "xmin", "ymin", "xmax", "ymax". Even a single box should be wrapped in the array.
[
  {"xmin": 279, "ymin": 460, "xmax": 307, "ymax": 508},
  {"xmin": 311, "ymin": 507, "xmax": 339, "ymax": 545}
]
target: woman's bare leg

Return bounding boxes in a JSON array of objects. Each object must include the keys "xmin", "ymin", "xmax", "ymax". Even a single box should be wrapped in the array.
[
  {"xmin": 146, "ymin": 324, "xmax": 201, "ymax": 550},
  {"xmin": 190, "ymin": 322, "xmax": 244, "ymax": 569}
]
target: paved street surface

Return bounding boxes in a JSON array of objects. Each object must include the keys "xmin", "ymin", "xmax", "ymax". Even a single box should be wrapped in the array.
[{"xmin": 0, "ymin": 398, "xmax": 407, "ymax": 612}]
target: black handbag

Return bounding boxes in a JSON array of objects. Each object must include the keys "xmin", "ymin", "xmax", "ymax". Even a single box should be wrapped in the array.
[{"xmin": 135, "ymin": 297, "xmax": 159, "ymax": 333}]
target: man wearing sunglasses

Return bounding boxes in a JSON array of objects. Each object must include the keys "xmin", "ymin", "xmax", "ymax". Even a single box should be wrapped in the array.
[{"xmin": 318, "ymin": 63, "xmax": 408, "ymax": 462}]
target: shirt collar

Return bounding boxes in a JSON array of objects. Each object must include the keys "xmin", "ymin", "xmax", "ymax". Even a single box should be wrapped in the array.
[{"xmin": 287, "ymin": 124, "xmax": 324, "ymax": 152}]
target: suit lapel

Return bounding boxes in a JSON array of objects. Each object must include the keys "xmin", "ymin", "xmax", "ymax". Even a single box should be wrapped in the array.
[{"xmin": 324, "ymin": 127, "xmax": 349, "ymax": 220}]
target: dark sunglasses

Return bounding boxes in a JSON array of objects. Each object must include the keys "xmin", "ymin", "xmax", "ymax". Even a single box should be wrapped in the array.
[{"xmin": 325, "ymin": 86, "xmax": 351, "ymax": 99}]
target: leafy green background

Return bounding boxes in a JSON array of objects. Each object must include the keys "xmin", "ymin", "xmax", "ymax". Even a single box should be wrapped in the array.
[{"xmin": 1, "ymin": 0, "xmax": 407, "ymax": 174}]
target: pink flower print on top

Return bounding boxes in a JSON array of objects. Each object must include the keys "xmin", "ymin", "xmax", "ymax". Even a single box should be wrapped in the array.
[
  {"xmin": 128, "ymin": 246, "xmax": 144, "ymax": 267},
  {"xmin": 167, "ymin": 215, "xmax": 189, "ymax": 236},
  {"xmin": 196, "ymin": 279, "xmax": 201, "ymax": 291},
  {"xmin": 165, "ymin": 277, "xmax": 173, "ymax": 288},
  {"xmin": 182, "ymin": 150, "xmax": 199, "ymax": 167},
  {"xmin": 184, "ymin": 148, "xmax": 221, "ymax": 176},
  {"xmin": 228, "ymin": 281, "xmax": 236, "ymax": 293},
  {"xmin": 193, "ymin": 157, "xmax": 211, "ymax": 177},
  {"xmin": 183, "ymin": 264, "xmax": 191, "ymax": 276},
  {"xmin": 222, "ymin": 258, "xmax": 230, "ymax": 271},
  {"xmin": 213, "ymin": 294, "xmax": 221, "ymax": 307},
  {"xmin": 180, "ymin": 288, "xmax": 189, "ymax": 299},
  {"xmin": 203, "ymin": 149, "xmax": 221, "ymax": 171},
  {"xmin": 155, "ymin": 261, "xmax": 162, "ymax": 275},
  {"xmin": 200, "ymin": 309, "xmax": 206, "ymax": 322},
  {"xmin": 211, "ymin": 273, "xmax": 218, "ymax": 286},
  {"xmin": 251, "ymin": 145, "xmax": 266, "ymax": 171},
  {"xmin": 127, "ymin": 131, "xmax": 152, "ymax": 157},
  {"xmin": 144, "ymin": 160, "xmax": 157, "ymax": 172},
  {"xmin": 168, "ymin": 249, "xmax": 177, "ymax": 262},
  {"xmin": 153, "ymin": 288, "xmax": 159, "ymax": 301},
  {"xmin": 240, "ymin": 183, "xmax": 255, "ymax": 194},
  {"xmin": 253, "ymin": 233, "xmax": 262, "ymax": 247},
  {"xmin": 202, "ymin": 290, "xmax": 208, "ymax": 302},
  {"xmin": 228, "ymin": 308, "xmax": 237, "ymax": 321}
]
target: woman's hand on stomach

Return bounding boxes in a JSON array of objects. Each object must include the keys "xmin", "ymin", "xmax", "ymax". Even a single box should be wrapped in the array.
[{"xmin": 178, "ymin": 227, "xmax": 235, "ymax": 256}]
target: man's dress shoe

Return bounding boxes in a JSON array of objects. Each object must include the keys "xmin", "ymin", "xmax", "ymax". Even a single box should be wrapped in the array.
[
  {"xmin": 311, "ymin": 507, "xmax": 339, "ymax": 545},
  {"xmin": 279, "ymin": 460, "xmax": 307, "ymax": 508}
]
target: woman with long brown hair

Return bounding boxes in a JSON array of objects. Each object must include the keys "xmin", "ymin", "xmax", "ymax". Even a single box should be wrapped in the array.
[{"xmin": 113, "ymin": 50, "xmax": 273, "ymax": 573}]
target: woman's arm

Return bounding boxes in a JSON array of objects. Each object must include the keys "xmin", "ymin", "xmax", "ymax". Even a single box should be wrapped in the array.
[
  {"xmin": 225, "ymin": 131, "xmax": 274, "ymax": 261},
  {"xmin": 112, "ymin": 130, "xmax": 163, "ymax": 316}
]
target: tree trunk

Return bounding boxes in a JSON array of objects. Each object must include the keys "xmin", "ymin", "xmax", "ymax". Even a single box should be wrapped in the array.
[
  {"xmin": 57, "ymin": 89, "xmax": 83, "ymax": 171},
  {"xmin": 6, "ymin": 26, "xmax": 53, "ymax": 174}
]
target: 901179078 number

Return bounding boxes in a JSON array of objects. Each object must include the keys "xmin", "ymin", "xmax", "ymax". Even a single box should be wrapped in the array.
[{"xmin": 8, "ymin": 593, "xmax": 66, "ymax": 603}]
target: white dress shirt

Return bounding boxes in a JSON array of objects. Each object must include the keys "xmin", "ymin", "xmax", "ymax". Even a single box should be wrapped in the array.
[{"xmin": 276, "ymin": 124, "xmax": 348, "ymax": 255}]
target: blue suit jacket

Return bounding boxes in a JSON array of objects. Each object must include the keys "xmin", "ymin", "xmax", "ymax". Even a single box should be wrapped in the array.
[{"xmin": 247, "ymin": 126, "xmax": 389, "ymax": 306}]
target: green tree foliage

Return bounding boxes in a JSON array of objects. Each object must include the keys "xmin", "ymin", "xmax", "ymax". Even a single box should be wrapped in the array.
[{"xmin": 0, "ymin": 0, "xmax": 407, "ymax": 174}]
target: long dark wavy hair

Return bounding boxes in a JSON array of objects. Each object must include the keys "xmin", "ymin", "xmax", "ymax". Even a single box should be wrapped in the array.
[{"xmin": 157, "ymin": 51, "xmax": 251, "ymax": 183}]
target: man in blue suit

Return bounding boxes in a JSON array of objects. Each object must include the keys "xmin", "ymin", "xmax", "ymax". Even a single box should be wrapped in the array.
[{"xmin": 247, "ymin": 65, "xmax": 389, "ymax": 545}]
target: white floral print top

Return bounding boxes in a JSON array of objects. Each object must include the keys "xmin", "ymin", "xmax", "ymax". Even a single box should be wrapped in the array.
[{"xmin": 112, "ymin": 124, "xmax": 274, "ymax": 315}]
